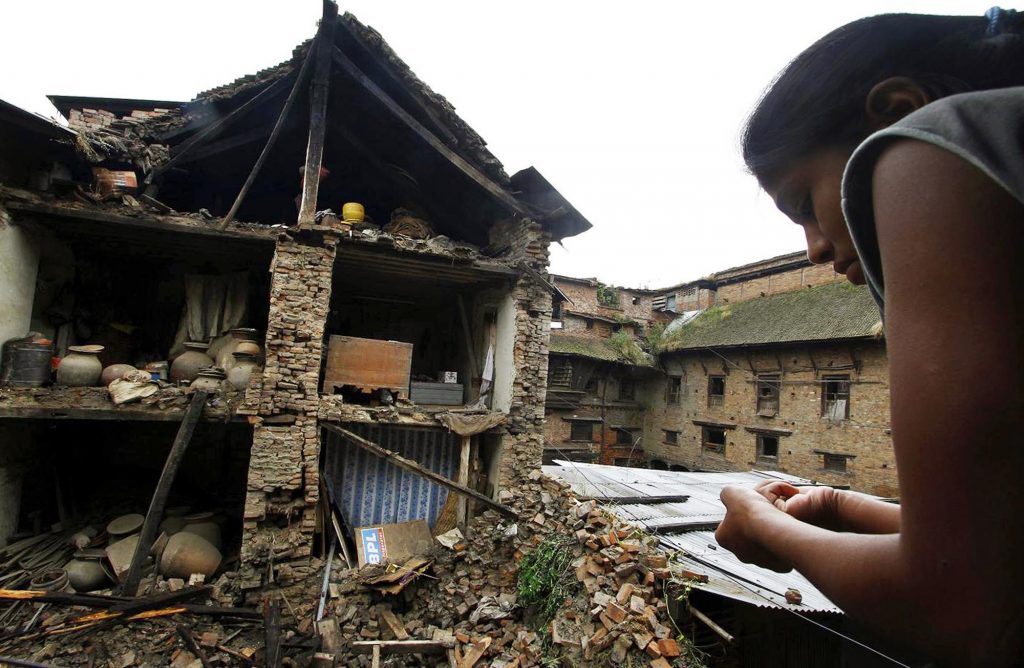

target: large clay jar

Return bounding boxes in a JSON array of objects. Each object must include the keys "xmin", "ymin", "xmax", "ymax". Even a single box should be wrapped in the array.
[
  {"xmin": 216, "ymin": 328, "xmax": 259, "ymax": 372},
  {"xmin": 56, "ymin": 345, "xmax": 104, "ymax": 387},
  {"xmin": 100, "ymin": 364, "xmax": 137, "ymax": 387},
  {"xmin": 159, "ymin": 532, "xmax": 222, "ymax": 579},
  {"xmin": 65, "ymin": 553, "xmax": 111, "ymax": 592},
  {"xmin": 171, "ymin": 342, "xmax": 213, "ymax": 384},
  {"xmin": 227, "ymin": 353, "xmax": 259, "ymax": 390},
  {"xmin": 181, "ymin": 511, "xmax": 222, "ymax": 550}
]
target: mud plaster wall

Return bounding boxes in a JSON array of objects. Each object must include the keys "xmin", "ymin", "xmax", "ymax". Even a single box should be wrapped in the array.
[
  {"xmin": 0, "ymin": 209, "xmax": 39, "ymax": 345},
  {"xmin": 237, "ymin": 237, "xmax": 336, "ymax": 593}
]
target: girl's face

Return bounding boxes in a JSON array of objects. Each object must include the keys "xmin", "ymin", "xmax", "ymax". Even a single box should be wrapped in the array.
[{"xmin": 763, "ymin": 145, "xmax": 866, "ymax": 285}]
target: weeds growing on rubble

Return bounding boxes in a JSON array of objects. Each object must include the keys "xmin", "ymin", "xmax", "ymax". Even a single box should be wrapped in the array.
[{"xmin": 517, "ymin": 535, "xmax": 580, "ymax": 630}]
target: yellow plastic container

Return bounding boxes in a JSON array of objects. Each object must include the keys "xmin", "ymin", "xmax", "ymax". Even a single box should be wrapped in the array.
[{"xmin": 342, "ymin": 202, "xmax": 365, "ymax": 223}]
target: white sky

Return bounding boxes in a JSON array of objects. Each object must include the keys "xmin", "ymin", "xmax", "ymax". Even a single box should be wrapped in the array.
[{"xmin": 1, "ymin": 1, "xmax": 985, "ymax": 288}]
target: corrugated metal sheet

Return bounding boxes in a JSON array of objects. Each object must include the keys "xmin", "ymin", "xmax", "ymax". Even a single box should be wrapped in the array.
[
  {"xmin": 323, "ymin": 424, "xmax": 457, "ymax": 533},
  {"xmin": 544, "ymin": 461, "xmax": 840, "ymax": 613}
]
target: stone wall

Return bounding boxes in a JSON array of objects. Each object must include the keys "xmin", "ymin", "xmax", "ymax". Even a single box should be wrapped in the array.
[
  {"xmin": 489, "ymin": 219, "xmax": 552, "ymax": 488},
  {"xmin": 238, "ymin": 236, "xmax": 336, "ymax": 593},
  {"xmin": 641, "ymin": 343, "xmax": 897, "ymax": 496}
]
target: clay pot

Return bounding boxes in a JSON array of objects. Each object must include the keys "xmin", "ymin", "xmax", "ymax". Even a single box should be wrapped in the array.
[
  {"xmin": 65, "ymin": 557, "xmax": 110, "ymax": 592},
  {"xmin": 100, "ymin": 364, "xmax": 137, "ymax": 387},
  {"xmin": 56, "ymin": 345, "xmax": 104, "ymax": 387},
  {"xmin": 227, "ymin": 353, "xmax": 259, "ymax": 390},
  {"xmin": 342, "ymin": 202, "xmax": 365, "ymax": 223},
  {"xmin": 191, "ymin": 367, "xmax": 225, "ymax": 393},
  {"xmin": 159, "ymin": 532, "xmax": 222, "ymax": 580},
  {"xmin": 159, "ymin": 516, "xmax": 187, "ymax": 536},
  {"xmin": 181, "ymin": 512, "xmax": 222, "ymax": 550},
  {"xmin": 170, "ymin": 342, "xmax": 213, "ymax": 384},
  {"xmin": 107, "ymin": 513, "xmax": 144, "ymax": 539},
  {"xmin": 215, "ymin": 328, "xmax": 260, "ymax": 372},
  {"xmin": 30, "ymin": 568, "xmax": 70, "ymax": 593}
]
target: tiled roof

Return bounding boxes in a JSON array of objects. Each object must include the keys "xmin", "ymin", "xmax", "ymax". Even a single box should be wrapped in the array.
[
  {"xmin": 662, "ymin": 282, "xmax": 881, "ymax": 352},
  {"xmin": 549, "ymin": 333, "xmax": 628, "ymax": 363}
]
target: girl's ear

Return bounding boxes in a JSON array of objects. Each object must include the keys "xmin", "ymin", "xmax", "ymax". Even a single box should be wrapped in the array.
[{"xmin": 865, "ymin": 77, "xmax": 932, "ymax": 131}]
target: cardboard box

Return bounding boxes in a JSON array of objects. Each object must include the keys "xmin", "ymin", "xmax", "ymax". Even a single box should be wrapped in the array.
[{"xmin": 355, "ymin": 519, "xmax": 433, "ymax": 567}]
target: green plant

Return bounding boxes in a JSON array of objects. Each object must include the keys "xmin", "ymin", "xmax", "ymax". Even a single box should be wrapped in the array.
[
  {"xmin": 517, "ymin": 535, "xmax": 580, "ymax": 630},
  {"xmin": 609, "ymin": 331, "xmax": 651, "ymax": 366},
  {"xmin": 596, "ymin": 282, "xmax": 620, "ymax": 308},
  {"xmin": 645, "ymin": 322, "xmax": 667, "ymax": 354}
]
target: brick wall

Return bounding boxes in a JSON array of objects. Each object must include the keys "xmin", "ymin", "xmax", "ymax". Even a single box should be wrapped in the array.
[
  {"xmin": 237, "ymin": 237, "xmax": 336, "ymax": 593},
  {"xmin": 554, "ymin": 278, "xmax": 669, "ymax": 331},
  {"xmin": 715, "ymin": 263, "xmax": 838, "ymax": 305},
  {"xmin": 641, "ymin": 343, "xmax": 897, "ymax": 497}
]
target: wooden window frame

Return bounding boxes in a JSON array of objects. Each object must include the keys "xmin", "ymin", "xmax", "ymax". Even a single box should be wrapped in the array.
[
  {"xmin": 666, "ymin": 376, "xmax": 682, "ymax": 405},
  {"xmin": 663, "ymin": 430, "xmax": 680, "ymax": 446},
  {"xmin": 756, "ymin": 374, "xmax": 781, "ymax": 417},
  {"xmin": 756, "ymin": 434, "xmax": 780, "ymax": 464},
  {"xmin": 619, "ymin": 379, "xmax": 636, "ymax": 401},
  {"xmin": 821, "ymin": 375, "xmax": 851, "ymax": 420},
  {"xmin": 569, "ymin": 421, "xmax": 594, "ymax": 442}
]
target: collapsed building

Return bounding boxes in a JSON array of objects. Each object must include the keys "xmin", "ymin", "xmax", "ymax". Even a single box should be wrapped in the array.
[
  {"xmin": 546, "ymin": 253, "xmax": 897, "ymax": 497},
  {"xmin": 0, "ymin": 4, "xmax": 592, "ymax": 606}
]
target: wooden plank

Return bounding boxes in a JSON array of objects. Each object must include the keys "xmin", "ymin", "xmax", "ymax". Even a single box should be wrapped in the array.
[
  {"xmin": 176, "ymin": 626, "xmax": 214, "ymax": 668},
  {"xmin": 297, "ymin": 2, "xmax": 338, "ymax": 227},
  {"xmin": 148, "ymin": 73, "xmax": 294, "ymax": 183},
  {"xmin": 219, "ymin": 34, "xmax": 319, "ymax": 230},
  {"xmin": 456, "ymin": 435, "xmax": 471, "ymax": 526},
  {"xmin": 351, "ymin": 639, "xmax": 454, "ymax": 655},
  {"xmin": 331, "ymin": 47, "xmax": 527, "ymax": 217},
  {"xmin": 5, "ymin": 201, "xmax": 275, "ymax": 245},
  {"xmin": 456, "ymin": 295, "xmax": 479, "ymax": 383},
  {"xmin": 317, "ymin": 618, "xmax": 343, "ymax": 654},
  {"xmin": 322, "ymin": 424, "xmax": 517, "ymax": 520},
  {"xmin": 119, "ymin": 390, "xmax": 209, "ymax": 596},
  {"xmin": 379, "ymin": 607, "xmax": 409, "ymax": 640},
  {"xmin": 265, "ymin": 599, "xmax": 282, "ymax": 668}
]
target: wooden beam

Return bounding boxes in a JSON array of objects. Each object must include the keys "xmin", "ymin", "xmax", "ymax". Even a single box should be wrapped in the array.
[
  {"xmin": 351, "ymin": 639, "xmax": 454, "ymax": 655},
  {"xmin": 456, "ymin": 295, "xmax": 479, "ymax": 384},
  {"xmin": 331, "ymin": 46, "xmax": 527, "ymax": 217},
  {"xmin": 219, "ymin": 35, "xmax": 319, "ymax": 230},
  {"xmin": 580, "ymin": 495, "xmax": 689, "ymax": 505},
  {"xmin": 119, "ymin": 390, "xmax": 209, "ymax": 596},
  {"xmin": 456, "ymin": 435, "xmax": 471, "ymax": 526},
  {"xmin": 147, "ymin": 74, "xmax": 294, "ymax": 184},
  {"xmin": 322, "ymin": 424, "xmax": 517, "ymax": 520},
  {"xmin": 297, "ymin": 2, "xmax": 338, "ymax": 227},
  {"xmin": 333, "ymin": 19, "xmax": 460, "ymax": 147}
]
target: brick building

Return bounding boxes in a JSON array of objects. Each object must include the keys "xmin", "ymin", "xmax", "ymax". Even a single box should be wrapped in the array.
[
  {"xmin": 0, "ymin": 6, "xmax": 590, "ymax": 599},
  {"xmin": 551, "ymin": 253, "xmax": 897, "ymax": 496}
]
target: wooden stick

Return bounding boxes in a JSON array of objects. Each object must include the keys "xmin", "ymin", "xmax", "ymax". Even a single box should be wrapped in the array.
[
  {"xmin": 297, "ymin": 1, "xmax": 338, "ymax": 227},
  {"xmin": 688, "ymin": 604, "xmax": 735, "ymax": 643},
  {"xmin": 264, "ymin": 599, "xmax": 282, "ymax": 668},
  {"xmin": 147, "ymin": 76, "xmax": 293, "ymax": 184},
  {"xmin": 322, "ymin": 424, "xmax": 517, "ymax": 520},
  {"xmin": 219, "ymin": 35, "xmax": 319, "ymax": 230},
  {"xmin": 456, "ymin": 294, "xmax": 479, "ymax": 387},
  {"xmin": 120, "ymin": 390, "xmax": 209, "ymax": 596},
  {"xmin": 177, "ymin": 625, "xmax": 214, "ymax": 668}
]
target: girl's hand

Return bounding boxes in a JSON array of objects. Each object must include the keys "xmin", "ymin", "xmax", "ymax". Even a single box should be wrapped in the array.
[
  {"xmin": 715, "ymin": 485, "xmax": 794, "ymax": 572},
  {"xmin": 754, "ymin": 481, "xmax": 843, "ymax": 531}
]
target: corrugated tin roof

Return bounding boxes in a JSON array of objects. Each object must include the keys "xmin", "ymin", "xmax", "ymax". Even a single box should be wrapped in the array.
[{"xmin": 544, "ymin": 461, "xmax": 840, "ymax": 613}]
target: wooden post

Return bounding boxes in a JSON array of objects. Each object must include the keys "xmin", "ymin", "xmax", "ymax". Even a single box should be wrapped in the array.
[
  {"xmin": 218, "ymin": 36, "xmax": 319, "ymax": 230},
  {"xmin": 297, "ymin": 1, "xmax": 338, "ymax": 227},
  {"xmin": 322, "ymin": 424, "xmax": 517, "ymax": 520},
  {"xmin": 455, "ymin": 435, "xmax": 471, "ymax": 526},
  {"xmin": 119, "ymin": 390, "xmax": 208, "ymax": 596},
  {"xmin": 456, "ymin": 295, "xmax": 479, "ymax": 398}
]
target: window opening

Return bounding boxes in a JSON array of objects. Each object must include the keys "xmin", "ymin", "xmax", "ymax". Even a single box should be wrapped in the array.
[
  {"xmin": 822, "ymin": 375, "xmax": 851, "ymax": 420},
  {"xmin": 707, "ymin": 375, "xmax": 725, "ymax": 407},
  {"xmin": 666, "ymin": 376, "xmax": 682, "ymax": 404},
  {"xmin": 702, "ymin": 426, "xmax": 726, "ymax": 454},
  {"xmin": 823, "ymin": 453, "xmax": 849, "ymax": 473},
  {"xmin": 619, "ymin": 379, "xmax": 636, "ymax": 401},
  {"xmin": 570, "ymin": 421, "xmax": 594, "ymax": 442},
  {"xmin": 663, "ymin": 430, "xmax": 680, "ymax": 445},
  {"xmin": 756, "ymin": 374, "xmax": 780, "ymax": 416},
  {"xmin": 756, "ymin": 434, "xmax": 779, "ymax": 463}
]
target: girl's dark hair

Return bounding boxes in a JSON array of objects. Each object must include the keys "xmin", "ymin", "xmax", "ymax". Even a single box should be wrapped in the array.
[{"xmin": 742, "ymin": 12, "xmax": 1024, "ymax": 179}]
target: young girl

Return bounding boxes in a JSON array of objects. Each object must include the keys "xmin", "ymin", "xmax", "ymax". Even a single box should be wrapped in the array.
[{"xmin": 715, "ymin": 10, "xmax": 1024, "ymax": 666}]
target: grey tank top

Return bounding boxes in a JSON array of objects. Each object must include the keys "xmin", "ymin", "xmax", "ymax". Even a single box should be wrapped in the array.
[{"xmin": 841, "ymin": 86, "xmax": 1024, "ymax": 311}]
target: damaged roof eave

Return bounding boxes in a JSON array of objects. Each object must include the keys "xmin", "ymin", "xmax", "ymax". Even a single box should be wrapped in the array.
[{"xmin": 510, "ymin": 167, "xmax": 593, "ymax": 242}]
